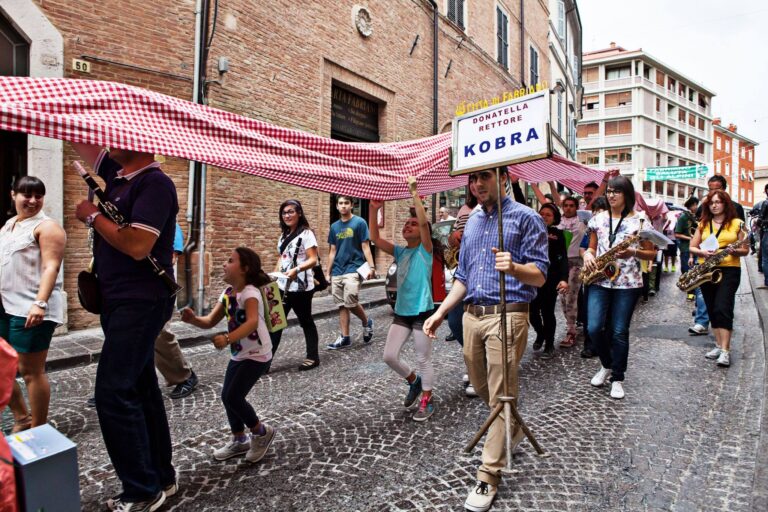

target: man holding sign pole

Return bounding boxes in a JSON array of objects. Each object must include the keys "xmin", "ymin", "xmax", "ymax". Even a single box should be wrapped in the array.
[{"xmin": 424, "ymin": 168, "xmax": 548, "ymax": 512}]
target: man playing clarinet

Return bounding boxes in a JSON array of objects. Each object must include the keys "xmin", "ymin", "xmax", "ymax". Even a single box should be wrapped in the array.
[{"xmin": 73, "ymin": 144, "xmax": 179, "ymax": 511}]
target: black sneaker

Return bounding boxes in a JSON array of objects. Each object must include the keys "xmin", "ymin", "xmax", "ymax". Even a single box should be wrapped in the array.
[
  {"xmin": 532, "ymin": 338, "xmax": 544, "ymax": 351},
  {"xmin": 86, "ymin": 397, "xmax": 96, "ymax": 408},
  {"xmin": 541, "ymin": 346, "xmax": 555, "ymax": 359},
  {"xmin": 445, "ymin": 333, "xmax": 457, "ymax": 342},
  {"xmin": 169, "ymin": 371, "xmax": 198, "ymax": 399},
  {"xmin": 107, "ymin": 491, "xmax": 165, "ymax": 511},
  {"xmin": 580, "ymin": 348, "xmax": 596, "ymax": 358}
]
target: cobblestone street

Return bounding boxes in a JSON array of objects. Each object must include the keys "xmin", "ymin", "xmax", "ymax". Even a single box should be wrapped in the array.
[{"xmin": 24, "ymin": 265, "xmax": 768, "ymax": 511}]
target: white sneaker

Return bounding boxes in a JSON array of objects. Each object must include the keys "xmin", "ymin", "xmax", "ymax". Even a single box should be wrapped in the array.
[
  {"xmin": 688, "ymin": 324, "xmax": 709, "ymax": 335},
  {"xmin": 610, "ymin": 381, "xmax": 625, "ymax": 399},
  {"xmin": 246, "ymin": 424, "xmax": 276, "ymax": 463},
  {"xmin": 465, "ymin": 384, "xmax": 478, "ymax": 398},
  {"xmin": 462, "ymin": 374, "xmax": 470, "ymax": 386},
  {"xmin": 591, "ymin": 367, "xmax": 611, "ymax": 387},
  {"xmin": 464, "ymin": 481, "xmax": 497, "ymax": 512},
  {"xmin": 716, "ymin": 350, "xmax": 731, "ymax": 367},
  {"xmin": 213, "ymin": 438, "xmax": 250, "ymax": 460},
  {"xmin": 704, "ymin": 346, "xmax": 722, "ymax": 360}
]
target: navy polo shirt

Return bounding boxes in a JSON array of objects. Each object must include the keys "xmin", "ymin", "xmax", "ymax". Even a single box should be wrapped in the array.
[{"xmin": 93, "ymin": 151, "xmax": 179, "ymax": 300}]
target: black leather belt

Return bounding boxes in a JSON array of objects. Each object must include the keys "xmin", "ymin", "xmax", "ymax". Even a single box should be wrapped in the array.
[{"xmin": 464, "ymin": 303, "xmax": 529, "ymax": 316}]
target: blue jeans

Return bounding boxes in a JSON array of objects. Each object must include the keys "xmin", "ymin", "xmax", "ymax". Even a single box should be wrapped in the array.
[
  {"xmin": 694, "ymin": 286, "xmax": 709, "ymax": 328},
  {"xmin": 761, "ymin": 231, "xmax": 768, "ymax": 283},
  {"xmin": 96, "ymin": 298, "xmax": 174, "ymax": 501},
  {"xmin": 587, "ymin": 286, "xmax": 640, "ymax": 382},
  {"xmin": 447, "ymin": 302, "xmax": 464, "ymax": 346}
]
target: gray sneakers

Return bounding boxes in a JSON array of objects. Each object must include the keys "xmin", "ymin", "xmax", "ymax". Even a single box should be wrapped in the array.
[
  {"xmin": 213, "ymin": 438, "xmax": 250, "ymax": 461},
  {"xmin": 705, "ymin": 346, "xmax": 722, "ymax": 360},
  {"xmin": 412, "ymin": 395, "xmax": 435, "ymax": 422},
  {"xmin": 246, "ymin": 424, "xmax": 276, "ymax": 463},
  {"xmin": 716, "ymin": 350, "xmax": 731, "ymax": 367}
]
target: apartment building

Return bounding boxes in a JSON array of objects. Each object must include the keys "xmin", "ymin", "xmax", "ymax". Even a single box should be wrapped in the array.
[
  {"xmin": 713, "ymin": 119, "xmax": 759, "ymax": 208},
  {"xmin": 547, "ymin": 0, "xmax": 582, "ymax": 160},
  {"xmin": 577, "ymin": 43, "xmax": 716, "ymax": 204}
]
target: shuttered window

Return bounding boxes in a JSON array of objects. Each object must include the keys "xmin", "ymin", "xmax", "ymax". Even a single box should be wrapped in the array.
[{"xmin": 496, "ymin": 7, "xmax": 509, "ymax": 69}]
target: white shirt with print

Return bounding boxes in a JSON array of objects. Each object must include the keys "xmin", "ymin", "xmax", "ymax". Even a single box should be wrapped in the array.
[
  {"xmin": 276, "ymin": 230, "xmax": 317, "ymax": 292},
  {"xmin": 587, "ymin": 211, "xmax": 644, "ymax": 289},
  {"xmin": 220, "ymin": 284, "xmax": 273, "ymax": 362}
]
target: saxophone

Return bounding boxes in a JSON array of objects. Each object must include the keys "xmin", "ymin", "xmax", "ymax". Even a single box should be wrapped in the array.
[
  {"xmin": 579, "ymin": 234, "xmax": 641, "ymax": 286},
  {"xmin": 676, "ymin": 235, "xmax": 749, "ymax": 292}
]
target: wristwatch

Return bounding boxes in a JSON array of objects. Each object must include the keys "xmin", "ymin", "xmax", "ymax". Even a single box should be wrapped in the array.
[
  {"xmin": 33, "ymin": 300, "xmax": 48, "ymax": 309},
  {"xmin": 85, "ymin": 211, "xmax": 101, "ymax": 228}
]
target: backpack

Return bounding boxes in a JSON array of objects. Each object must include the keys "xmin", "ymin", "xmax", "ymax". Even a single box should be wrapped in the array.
[{"xmin": 431, "ymin": 249, "xmax": 447, "ymax": 303}]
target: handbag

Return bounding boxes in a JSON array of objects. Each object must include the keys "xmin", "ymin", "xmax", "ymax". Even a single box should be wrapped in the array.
[
  {"xmin": 312, "ymin": 262, "xmax": 329, "ymax": 292},
  {"xmin": 260, "ymin": 280, "xmax": 287, "ymax": 333},
  {"xmin": 77, "ymin": 270, "xmax": 103, "ymax": 314}
]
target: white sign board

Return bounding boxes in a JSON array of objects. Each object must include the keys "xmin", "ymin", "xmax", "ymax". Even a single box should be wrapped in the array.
[{"xmin": 451, "ymin": 91, "xmax": 551, "ymax": 175}]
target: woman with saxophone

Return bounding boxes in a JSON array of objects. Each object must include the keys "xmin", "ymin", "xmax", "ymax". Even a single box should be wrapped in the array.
[
  {"xmin": 688, "ymin": 190, "xmax": 748, "ymax": 367},
  {"xmin": 582, "ymin": 176, "xmax": 655, "ymax": 399}
]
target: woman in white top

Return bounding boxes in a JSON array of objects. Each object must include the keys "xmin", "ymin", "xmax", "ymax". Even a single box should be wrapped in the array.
[
  {"xmin": 270, "ymin": 200, "xmax": 320, "ymax": 371},
  {"xmin": 582, "ymin": 176, "xmax": 654, "ymax": 400},
  {"xmin": 0, "ymin": 176, "xmax": 66, "ymax": 432}
]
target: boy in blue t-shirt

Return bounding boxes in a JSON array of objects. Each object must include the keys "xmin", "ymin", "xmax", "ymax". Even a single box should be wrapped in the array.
[{"xmin": 326, "ymin": 196, "xmax": 376, "ymax": 349}]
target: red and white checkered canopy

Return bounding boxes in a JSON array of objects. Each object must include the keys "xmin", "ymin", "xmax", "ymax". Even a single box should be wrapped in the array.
[{"xmin": 0, "ymin": 77, "xmax": 605, "ymax": 199}]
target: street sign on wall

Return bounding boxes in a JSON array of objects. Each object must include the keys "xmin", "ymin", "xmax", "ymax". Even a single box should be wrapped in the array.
[
  {"xmin": 450, "ymin": 91, "xmax": 551, "ymax": 176},
  {"xmin": 645, "ymin": 164, "xmax": 709, "ymax": 181}
]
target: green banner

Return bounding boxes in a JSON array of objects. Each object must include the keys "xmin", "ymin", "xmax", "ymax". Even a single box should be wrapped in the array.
[{"xmin": 645, "ymin": 164, "xmax": 709, "ymax": 181}]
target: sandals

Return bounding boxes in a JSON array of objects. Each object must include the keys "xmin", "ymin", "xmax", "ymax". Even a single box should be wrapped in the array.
[
  {"xmin": 298, "ymin": 359, "xmax": 320, "ymax": 372},
  {"xmin": 11, "ymin": 414, "xmax": 32, "ymax": 433},
  {"xmin": 559, "ymin": 334, "xmax": 576, "ymax": 348}
]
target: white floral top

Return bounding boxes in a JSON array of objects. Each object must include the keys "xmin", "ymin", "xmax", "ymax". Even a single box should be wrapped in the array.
[{"xmin": 587, "ymin": 211, "xmax": 643, "ymax": 289}]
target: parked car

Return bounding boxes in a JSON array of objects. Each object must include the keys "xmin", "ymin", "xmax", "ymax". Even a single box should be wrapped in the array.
[{"xmin": 384, "ymin": 219, "xmax": 455, "ymax": 309}]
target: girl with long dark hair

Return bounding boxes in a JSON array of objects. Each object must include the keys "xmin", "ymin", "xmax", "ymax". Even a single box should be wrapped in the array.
[
  {"xmin": 689, "ymin": 190, "xmax": 748, "ymax": 367},
  {"xmin": 181, "ymin": 247, "xmax": 276, "ymax": 463},
  {"xmin": 582, "ymin": 177, "xmax": 655, "ymax": 399},
  {"xmin": 370, "ymin": 178, "xmax": 440, "ymax": 422},
  {"xmin": 270, "ymin": 199, "xmax": 320, "ymax": 371}
]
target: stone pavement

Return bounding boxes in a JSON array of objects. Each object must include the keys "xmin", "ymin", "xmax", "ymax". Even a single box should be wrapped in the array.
[
  {"xmin": 42, "ymin": 280, "xmax": 388, "ymax": 371},
  {"xmin": 8, "ymin": 265, "xmax": 768, "ymax": 511}
]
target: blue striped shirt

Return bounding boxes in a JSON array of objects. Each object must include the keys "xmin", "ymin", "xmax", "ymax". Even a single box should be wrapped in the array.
[{"xmin": 454, "ymin": 196, "xmax": 549, "ymax": 305}]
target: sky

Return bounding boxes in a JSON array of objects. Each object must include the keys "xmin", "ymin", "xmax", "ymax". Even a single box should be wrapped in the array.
[{"xmin": 578, "ymin": 0, "xmax": 768, "ymax": 166}]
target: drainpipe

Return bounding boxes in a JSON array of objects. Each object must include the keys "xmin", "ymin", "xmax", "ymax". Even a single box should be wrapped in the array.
[
  {"xmin": 428, "ymin": 0, "xmax": 438, "ymax": 223},
  {"xmin": 520, "ymin": 0, "xmax": 525, "ymax": 86},
  {"xmin": 182, "ymin": 0, "xmax": 210, "ymax": 312}
]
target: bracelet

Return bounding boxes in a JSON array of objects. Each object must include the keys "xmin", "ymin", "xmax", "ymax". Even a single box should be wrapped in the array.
[{"xmin": 225, "ymin": 333, "xmax": 230, "ymax": 344}]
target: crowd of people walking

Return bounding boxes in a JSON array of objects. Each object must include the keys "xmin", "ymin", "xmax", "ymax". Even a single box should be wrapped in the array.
[{"xmin": 0, "ymin": 145, "xmax": 757, "ymax": 511}]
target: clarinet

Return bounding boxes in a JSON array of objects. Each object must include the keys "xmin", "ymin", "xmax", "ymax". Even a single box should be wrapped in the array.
[{"xmin": 74, "ymin": 161, "xmax": 182, "ymax": 298}]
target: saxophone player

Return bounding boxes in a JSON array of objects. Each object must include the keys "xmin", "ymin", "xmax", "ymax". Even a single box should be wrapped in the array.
[
  {"xmin": 688, "ymin": 190, "xmax": 749, "ymax": 368},
  {"xmin": 582, "ymin": 176, "xmax": 655, "ymax": 400}
]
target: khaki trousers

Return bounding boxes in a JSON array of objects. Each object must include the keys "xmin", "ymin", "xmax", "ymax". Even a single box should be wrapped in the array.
[
  {"xmin": 154, "ymin": 320, "xmax": 192, "ymax": 386},
  {"xmin": 463, "ymin": 310, "xmax": 528, "ymax": 486}
]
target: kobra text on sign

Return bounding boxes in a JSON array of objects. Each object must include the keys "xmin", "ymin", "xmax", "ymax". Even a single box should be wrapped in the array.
[{"xmin": 463, "ymin": 128, "xmax": 540, "ymax": 158}]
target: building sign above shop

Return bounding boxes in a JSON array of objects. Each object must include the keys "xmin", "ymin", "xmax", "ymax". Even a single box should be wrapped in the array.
[
  {"xmin": 331, "ymin": 86, "xmax": 379, "ymax": 142},
  {"xmin": 451, "ymin": 91, "xmax": 551, "ymax": 176},
  {"xmin": 645, "ymin": 164, "xmax": 709, "ymax": 181},
  {"xmin": 454, "ymin": 82, "xmax": 549, "ymax": 117}
]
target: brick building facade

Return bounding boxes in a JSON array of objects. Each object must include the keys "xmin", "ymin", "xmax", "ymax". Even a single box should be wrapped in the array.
[
  {"xmin": 1, "ymin": 0, "xmax": 550, "ymax": 330},
  {"xmin": 712, "ymin": 118, "xmax": 759, "ymax": 208}
]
